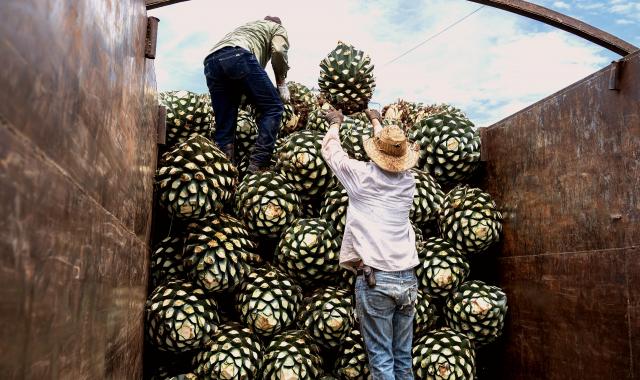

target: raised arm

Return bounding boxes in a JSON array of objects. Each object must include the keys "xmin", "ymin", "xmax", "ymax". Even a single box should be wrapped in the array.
[
  {"xmin": 271, "ymin": 26, "xmax": 290, "ymax": 102},
  {"xmin": 321, "ymin": 109, "xmax": 348, "ymax": 170},
  {"xmin": 364, "ymin": 109, "xmax": 383, "ymax": 135},
  {"xmin": 321, "ymin": 109, "xmax": 367, "ymax": 189}
]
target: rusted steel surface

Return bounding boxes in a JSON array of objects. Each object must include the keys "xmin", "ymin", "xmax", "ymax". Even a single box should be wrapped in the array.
[
  {"xmin": 478, "ymin": 51, "xmax": 639, "ymax": 379},
  {"xmin": 480, "ymin": 52, "xmax": 639, "ymax": 256},
  {"xmin": 477, "ymin": 249, "xmax": 635, "ymax": 379},
  {"xmin": 468, "ymin": 0, "xmax": 638, "ymax": 56},
  {"xmin": 629, "ymin": 250, "xmax": 640, "ymax": 377},
  {"xmin": 0, "ymin": 0, "xmax": 157, "ymax": 378},
  {"xmin": 145, "ymin": 16, "xmax": 160, "ymax": 59},
  {"xmin": 0, "ymin": 0, "xmax": 156, "ymax": 241}
]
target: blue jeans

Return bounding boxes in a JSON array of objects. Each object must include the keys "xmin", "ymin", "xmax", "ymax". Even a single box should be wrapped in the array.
[
  {"xmin": 355, "ymin": 269, "xmax": 417, "ymax": 380},
  {"xmin": 204, "ymin": 47, "xmax": 284, "ymax": 166}
]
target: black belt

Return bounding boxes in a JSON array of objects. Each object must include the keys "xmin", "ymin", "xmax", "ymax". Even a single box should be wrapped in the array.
[{"xmin": 356, "ymin": 267, "xmax": 416, "ymax": 275}]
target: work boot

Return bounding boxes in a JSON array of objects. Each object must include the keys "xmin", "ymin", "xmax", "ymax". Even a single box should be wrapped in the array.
[
  {"xmin": 220, "ymin": 143, "xmax": 235, "ymax": 163},
  {"xmin": 246, "ymin": 161, "xmax": 270, "ymax": 174}
]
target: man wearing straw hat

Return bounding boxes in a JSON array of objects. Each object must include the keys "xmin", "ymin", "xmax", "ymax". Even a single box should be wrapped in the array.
[{"xmin": 322, "ymin": 108, "xmax": 420, "ymax": 380}]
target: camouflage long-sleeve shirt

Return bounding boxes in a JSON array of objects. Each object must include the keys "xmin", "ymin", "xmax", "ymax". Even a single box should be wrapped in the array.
[{"xmin": 209, "ymin": 20, "xmax": 290, "ymax": 83}]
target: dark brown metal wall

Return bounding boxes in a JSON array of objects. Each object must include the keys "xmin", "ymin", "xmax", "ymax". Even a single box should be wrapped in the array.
[
  {"xmin": 478, "ymin": 51, "xmax": 639, "ymax": 379},
  {"xmin": 0, "ymin": 0, "xmax": 158, "ymax": 378}
]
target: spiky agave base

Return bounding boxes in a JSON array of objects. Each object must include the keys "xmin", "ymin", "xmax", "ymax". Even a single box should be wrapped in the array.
[
  {"xmin": 235, "ymin": 109, "xmax": 257, "ymax": 163},
  {"xmin": 444, "ymin": 280, "xmax": 508, "ymax": 346},
  {"xmin": 145, "ymin": 280, "xmax": 220, "ymax": 353},
  {"xmin": 287, "ymin": 81, "xmax": 317, "ymax": 129},
  {"xmin": 416, "ymin": 237, "xmax": 470, "ymax": 299},
  {"xmin": 235, "ymin": 267, "xmax": 303, "ymax": 338},
  {"xmin": 261, "ymin": 329, "xmax": 324, "ymax": 380},
  {"xmin": 192, "ymin": 322, "xmax": 263, "ymax": 380},
  {"xmin": 156, "ymin": 135, "xmax": 237, "ymax": 219},
  {"xmin": 438, "ymin": 186, "xmax": 503, "ymax": 254},
  {"xmin": 415, "ymin": 290, "xmax": 439, "ymax": 339},
  {"xmin": 408, "ymin": 110, "xmax": 480, "ymax": 184},
  {"xmin": 297, "ymin": 286, "xmax": 354, "ymax": 348},
  {"xmin": 151, "ymin": 236, "xmax": 186, "ymax": 288},
  {"xmin": 413, "ymin": 328, "xmax": 476, "ymax": 380},
  {"xmin": 234, "ymin": 171, "xmax": 301, "ymax": 238},
  {"xmin": 319, "ymin": 41, "xmax": 375, "ymax": 114},
  {"xmin": 319, "ymin": 185, "xmax": 348, "ymax": 236},
  {"xmin": 306, "ymin": 103, "xmax": 332, "ymax": 133},
  {"xmin": 184, "ymin": 214, "xmax": 259, "ymax": 293},
  {"xmin": 410, "ymin": 168, "xmax": 445, "ymax": 226},
  {"xmin": 334, "ymin": 329, "xmax": 370, "ymax": 379},
  {"xmin": 279, "ymin": 103, "xmax": 301, "ymax": 136},
  {"xmin": 274, "ymin": 218, "xmax": 341, "ymax": 286},
  {"xmin": 159, "ymin": 90, "xmax": 214, "ymax": 146},
  {"xmin": 277, "ymin": 130, "xmax": 334, "ymax": 196},
  {"xmin": 339, "ymin": 116, "xmax": 371, "ymax": 161}
]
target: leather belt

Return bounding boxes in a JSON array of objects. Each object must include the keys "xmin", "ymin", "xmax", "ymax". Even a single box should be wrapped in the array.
[{"xmin": 356, "ymin": 267, "xmax": 377, "ymax": 276}]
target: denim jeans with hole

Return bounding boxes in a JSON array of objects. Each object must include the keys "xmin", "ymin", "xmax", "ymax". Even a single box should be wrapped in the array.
[
  {"xmin": 355, "ymin": 269, "xmax": 417, "ymax": 380},
  {"xmin": 204, "ymin": 47, "xmax": 283, "ymax": 166}
]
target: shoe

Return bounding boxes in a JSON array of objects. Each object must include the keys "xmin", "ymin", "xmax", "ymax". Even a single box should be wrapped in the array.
[
  {"xmin": 247, "ymin": 162, "xmax": 271, "ymax": 174},
  {"xmin": 220, "ymin": 143, "xmax": 235, "ymax": 163}
]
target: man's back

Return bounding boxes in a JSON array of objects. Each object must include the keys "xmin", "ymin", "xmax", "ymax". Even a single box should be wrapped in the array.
[
  {"xmin": 346, "ymin": 162, "xmax": 414, "ymax": 210},
  {"xmin": 342, "ymin": 162, "xmax": 418, "ymax": 271},
  {"xmin": 209, "ymin": 20, "xmax": 289, "ymax": 70},
  {"xmin": 320, "ymin": 109, "xmax": 420, "ymax": 379},
  {"xmin": 321, "ymin": 126, "xmax": 419, "ymax": 272}
]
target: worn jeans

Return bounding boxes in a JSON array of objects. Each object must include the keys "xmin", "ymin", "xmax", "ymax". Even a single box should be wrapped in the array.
[
  {"xmin": 204, "ymin": 47, "xmax": 283, "ymax": 166},
  {"xmin": 355, "ymin": 269, "xmax": 417, "ymax": 380}
]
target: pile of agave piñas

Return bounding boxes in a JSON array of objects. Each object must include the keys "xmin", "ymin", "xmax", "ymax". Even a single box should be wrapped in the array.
[{"xmin": 149, "ymin": 41, "xmax": 507, "ymax": 379}]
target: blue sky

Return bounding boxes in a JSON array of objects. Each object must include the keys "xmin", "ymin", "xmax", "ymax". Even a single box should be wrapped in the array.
[{"xmin": 149, "ymin": 0, "xmax": 639, "ymax": 127}]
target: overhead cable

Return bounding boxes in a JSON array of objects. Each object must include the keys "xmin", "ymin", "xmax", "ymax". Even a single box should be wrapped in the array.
[{"xmin": 383, "ymin": 5, "xmax": 485, "ymax": 67}]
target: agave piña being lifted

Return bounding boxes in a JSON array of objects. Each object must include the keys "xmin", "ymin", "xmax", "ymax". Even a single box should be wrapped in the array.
[{"xmin": 319, "ymin": 41, "xmax": 375, "ymax": 114}]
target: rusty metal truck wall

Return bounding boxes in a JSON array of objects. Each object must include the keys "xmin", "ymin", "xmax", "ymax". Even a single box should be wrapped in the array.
[
  {"xmin": 478, "ymin": 51, "xmax": 639, "ymax": 379},
  {"xmin": 0, "ymin": 0, "xmax": 157, "ymax": 378}
]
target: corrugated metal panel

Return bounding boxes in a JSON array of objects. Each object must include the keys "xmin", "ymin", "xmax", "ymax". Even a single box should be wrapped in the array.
[{"xmin": 146, "ymin": 0, "xmax": 190, "ymax": 9}]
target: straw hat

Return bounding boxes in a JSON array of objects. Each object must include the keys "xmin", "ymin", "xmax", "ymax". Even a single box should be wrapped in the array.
[{"xmin": 363, "ymin": 125, "xmax": 420, "ymax": 172}]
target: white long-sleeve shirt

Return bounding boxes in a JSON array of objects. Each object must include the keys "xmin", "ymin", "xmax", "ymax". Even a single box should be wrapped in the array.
[{"xmin": 321, "ymin": 125, "xmax": 419, "ymax": 272}]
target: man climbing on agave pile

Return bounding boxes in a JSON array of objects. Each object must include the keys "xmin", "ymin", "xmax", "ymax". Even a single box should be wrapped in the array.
[
  {"xmin": 322, "ymin": 108, "xmax": 421, "ymax": 380},
  {"xmin": 203, "ymin": 16, "xmax": 290, "ymax": 172}
]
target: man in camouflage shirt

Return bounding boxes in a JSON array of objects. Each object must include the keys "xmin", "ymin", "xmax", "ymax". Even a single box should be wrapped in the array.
[{"xmin": 204, "ymin": 16, "xmax": 290, "ymax": 172}]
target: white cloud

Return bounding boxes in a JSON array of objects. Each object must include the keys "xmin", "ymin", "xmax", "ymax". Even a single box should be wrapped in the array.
[
  {"xmin": 572, "ymin": 0, "xmax": 640, "ymax": 20},
  {"xmin": 576, "ymin": 2, "xmax": 605, "ymax": 11},
  {"xmin": 609, "ymin": 1, "xmax": 640, "ymax": 21},
  {"xmin": 616, "ymin": 18, "xmax": 634, "ymax": 25},
  {"xmin": 552, "ymin": 1, "xmax": 571, "ymax": 10},
  {"xmin": 150, "ymin": 0, "xmax": 610, "ymax": 127}
]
